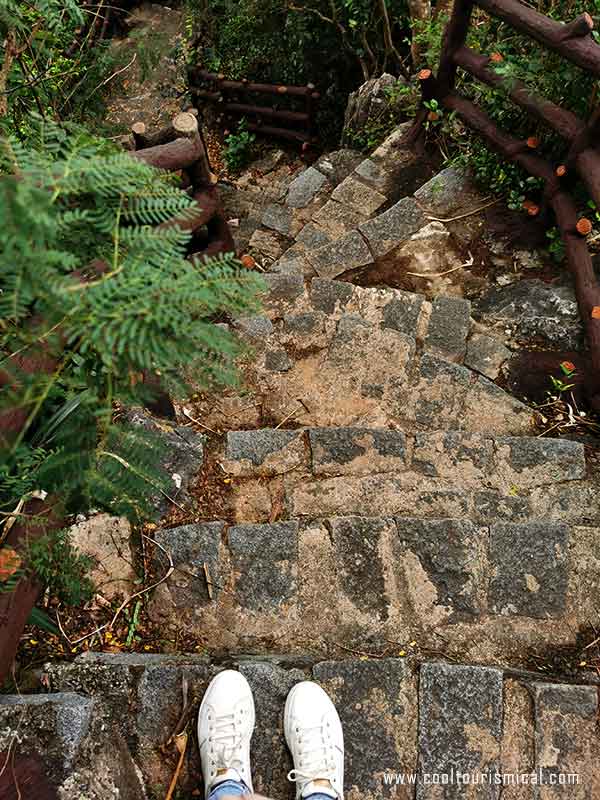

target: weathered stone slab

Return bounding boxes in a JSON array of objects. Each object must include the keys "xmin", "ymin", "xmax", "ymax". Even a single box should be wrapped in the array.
[
  {"xmin": 532, "ymin": 682, "xmax": 600, "ymax": 798},
  {"xmin": 0, "ymin": 690, "xmax": 146, "ymax": 799},
  {"xmin": 310, "ymin": 278, "xmax": 354, "ymax": 313},
  {"xmin": 233, "ymin": 315, "xmax": 275, "ymax": 342},
  {"xmin": 329, "ymin": 516, "xmax": 394, "ymax": 620},
  {"xmin": 292, "ymin": 474, "xmax": 467, "ymax": 518},
  {"xmin": 412, "ymin": 431, "xmax": 494, "ymax": 487},
  {"xmin": 69, "ymin": 514, "xmax": 134, "ymax": 600},
  {"xmin": 148, "ymin": 522, "xmax": 225, "ymax": 625},
  {"xmin": 414, "ymin": 167, "xmax": 481, "ymax": 217},
  {"xmin": 475, "ymin": 279, "xmax": 582, "ymax": 350},
  {"xmin": 310, "ymin": 427, "xmax": 407, "ymax": 475},
  {"xmin": 239, "ymin": 661, "xmax": 305, "ymax": 799},
  {"xmin": 125, "ymin": 408, "xmax": 205, "ymax": 514},
  {"xmin": 314, "ymin": 659, "xmax": 418, "ymax": 800},
  {"xmin": 282, "ymin": 310, "xmax": 323, "ymax": 334},
  {"xmin": 494, "ymin": 438, "xmax": 586, "ymax": 487},
  {"xmin": 312, "ymin": 198, "xmax": 367, "ymax": 238},
  {"xmin": 264, "ymin": 348, "xmax": 293, "ymax": 372},
  {"xmin": 261, "ymin": 202, "xmax": 294, "ymax": 236},
  {"xmin": 425, "ymin": 296, "xmax": 471, "ymax": 363},
  {"xmin": 409, "ymin": 354, "xmax": 471, "ymax": 430},
  {"xmin": 0, "ymin": 693, "xmax": 93, "ymax": 768},
  {"xmin": 315, "ymin": 148, "xmax": 364, "ymax": 186},
  {"xmin": 306, "ymin": 230, "xmax": 373, "ymax": 278},
  {"xmin": 229, "ymin": 521, "xmax": 298, "ymax": 611},
  {"xmin": 295, "ymin": 221, "xmax": 332, "ymax": 250},
  {"xmin": 500, "ymin": 679, "xmax": 535, "ymax": 800},
  {"xmin": 417, "ymin": 662, "xmax": 503, "ymax": 799},
  {"xmin": 465, "ymin": 333, "xmax": 511, "ymax": 379},
  {"xmin": 271, "ymin": 252, "xmax": 316, "ymax": 278},
  {"xmin": 489, "ymin": 522, "xmax": 568, "ymax": 617},
  {"xmin": 262, "ymin": 272, "xmax": 305, "ymax": 305},
  {"xmin": 331, "ymin": 175, "xmax": 387, "ymax": 215},
  {"xmin": 473, "ymin": 490, "xmax": 532, "ymax": 523},
  {"xmin": 249, "ymin": 228, "xmax": 286, "ymax": 260},
  {"xmin": 396, "ymin": 518, "xmax": 485, "ymax": 620},
  {"xmin": 359, "ymin": 196, "xmax": 427, "ymax": 258},
  {"xmin": 381, "ymin": 292, "xmax": 424, "ymax": 337},
  {"xmin": 286, "ymin": 166, "xmax": 328, "ymax": 208},
  {"xmin": 223, "ymin": 428, "xmax": 307, "ymax": 476}
]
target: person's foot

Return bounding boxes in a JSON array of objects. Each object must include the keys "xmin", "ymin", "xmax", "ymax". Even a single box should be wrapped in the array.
[
  {"xmin": 284, "ymin": 681, "xmax": 344, "ymax": 800},
  {"xmin": 197, "ymin": 670, "xmax": 255, "ymax": 798}
]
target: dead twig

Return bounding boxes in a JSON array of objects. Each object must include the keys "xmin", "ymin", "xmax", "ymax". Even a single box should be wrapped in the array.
[
  {"xmin": 423, "ymin": 198, "xmax": 498, "ymax": 222},
  {"xmin": 69, "ymin": 533, "xmax": 174, "ymax": 645},
  {"xmin": 406, "ymin": 252, "xmax": 474, "ymax": 278},
  {"xmin": 182, "ymin": 406, "xmax": 217, "ymax": 434}
]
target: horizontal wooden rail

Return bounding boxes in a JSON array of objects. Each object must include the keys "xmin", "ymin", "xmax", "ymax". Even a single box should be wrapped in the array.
[
  {"xmin": 194, "ymin": 69, "xmax": 319, "ymax": 98},
  {"xmin": 453, "ymin": 45, "xmax": 584, "ymax": 140},
  {"xmin": 443, "ymin": 90, "xmax": 600, "ymax": 407},
  {"xmin": 244, "ymin": 120, "xmax": 315, "ymax": 143},
  {"xmin": 224, "ymin": 102, "xmax": 310, "ymax": 124},
  {"xmin": 475, "ymin": 0, "xmax": 600, "ymax": 75},
  {"xmin": 443, "ymin": 92, "xmax": 558, "ymax": 185}
]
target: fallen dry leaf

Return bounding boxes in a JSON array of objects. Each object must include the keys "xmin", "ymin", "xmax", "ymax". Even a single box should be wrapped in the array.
[{"xmin": 0, "ymin": 547, "xmax": 22, "ymax": 581}]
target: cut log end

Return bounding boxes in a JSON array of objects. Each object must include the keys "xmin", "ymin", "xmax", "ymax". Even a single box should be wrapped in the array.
[
  {"xmin": 277, "ymin": 86, "xmax": 288, "ymax": 94},
  {"xmin": 172, "ymin": 112, "xmax": 199, "ymax": 138},
  {"xmin": 526, "ymin": 136, "xmax": 540, "ymax": 149},
  {"xmin": 489, "ymin": 52, "xmax": 503, "ymax": 63},
  {"xmin": 132, "ymin": 122, "xmax": 146, "ymax": 135},
  {"xmin": 418, "ymin": 68, "xmax": 432, "ymax": 80},
  {"xmin": 522, "ymin": 200, "xmax": 540, "ymax": 216},
  {"xmin": 576, "ymin": 217, "xmax": 593, "ymax": 235},
  {"xmin": 556, "ymin": 164, "xmax": 567, "ymax": 177},
  {"xmin": 591, "ymin": 305, "xmax": 600, "ymax": 319}
]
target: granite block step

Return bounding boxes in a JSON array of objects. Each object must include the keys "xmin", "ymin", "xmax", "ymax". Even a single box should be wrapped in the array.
[
  {"xmin": 146, "ymin": 515, "xmax": 600, "ymax": 664},
  {"xmin": 11, "ymin": 655, "xmax": 594, "ymax": 799}
]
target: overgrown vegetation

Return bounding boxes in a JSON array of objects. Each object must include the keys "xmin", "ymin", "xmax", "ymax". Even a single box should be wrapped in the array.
[
  {"xmin": 223, "ymin": 118, "xmax": 256, "ymax": 172},
  {"xmin": 0, "ymin": 0, "xmax": 134, "ymax": 135}
]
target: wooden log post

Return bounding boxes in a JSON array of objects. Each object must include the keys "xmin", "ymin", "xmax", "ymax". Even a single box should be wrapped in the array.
[
  {"xmin": 436, "ymin": 0, "xmax": 474, "ymax": 96},
  {"xmin": 475, "ymin": 0, "xmax": 600, "ymax": 75},
  {"xmin": 172, "ymin": 111, "xmax": 213, "ymax": 189}
]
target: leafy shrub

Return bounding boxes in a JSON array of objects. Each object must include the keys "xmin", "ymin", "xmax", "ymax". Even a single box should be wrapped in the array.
[
  {"xmin": 415, "ymin": 1, "xmax": 600, "ymax": 235},
  {"xmin": 0, "ymin": 119, "xmax": 264, "ymax": 526},
  {"xmin": 224, "ymin": 119, "xmax": 256, "ymax": 172},
  {"xmin": 186, "ymin": 0, "xmax": 412, "ymax": 144},
  {"xmin": 0, "ymin": 0, "xmax": 132, "ymax": 135}
]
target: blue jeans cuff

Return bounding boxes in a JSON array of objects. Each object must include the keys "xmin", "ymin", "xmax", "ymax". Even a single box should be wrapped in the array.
[{"xmin": 208, "ymin": 778, "xmax": 249, "ymax": 799}]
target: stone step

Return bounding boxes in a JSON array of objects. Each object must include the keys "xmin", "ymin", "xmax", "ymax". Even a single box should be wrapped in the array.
[
  {"xmin": 193, "ymin": 276, "xmax": 530, "ymax": 435},
  {"xmin": 147, "ymin": 512, "xmax": 599, "ymax": 665},
  {"xmin": 5, "ymin": 655, "xmax": 598, "ymax": 798},
  {"xmin": 217, "ymin": 426, "xmax": 593, "ymax": 525}
]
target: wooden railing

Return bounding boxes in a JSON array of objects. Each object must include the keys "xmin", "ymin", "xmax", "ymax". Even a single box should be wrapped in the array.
[
  {"xmin": 410, "ymin": 1, "xmax": 600, "ymax": 410},
  {"xmin": 188, "ymin": 67, "xmax": 320, "ymax": 148}
]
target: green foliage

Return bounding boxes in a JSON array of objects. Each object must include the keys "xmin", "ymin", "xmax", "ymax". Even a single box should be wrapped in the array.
[
  {"xmin": 26, "ymin": 529, "xmax": 95, "ymax": 606},
  {"xmin": 186, "ymin": 0, "xmax": 412, "ymax": 143},
  {"xmin": 345, "ymin": 79, "xmax": 417, "ymax": 152},
  {"xmin": 0, "ymin": 0, "xmax": 130, "ymax": 134},
  {"xmin": 0, "ymin": 119, "xmax": 264, "ymax": 528},
  {"xmin": 224, "ymin": 119, "xmax": 256, "ymax": 172},
  {"xmin": 417, "ymin": 0, "xmax": 600, "ymax": 256}
]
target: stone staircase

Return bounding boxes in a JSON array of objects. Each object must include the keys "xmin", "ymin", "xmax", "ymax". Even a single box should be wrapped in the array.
[
  {"xmin": 2, "ymin": 134, "xmax": 600, "ymax": 799},
  {"xmin": 3, "ymin": 654, "xmax": 599, "ymax": 798}
]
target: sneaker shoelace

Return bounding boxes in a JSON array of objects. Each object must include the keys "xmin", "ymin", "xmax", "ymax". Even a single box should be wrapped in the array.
[
  {"xmin": 287, "ymin": 721, "xmax": 337, "ymax": 796},
  {"xmin": 209, "ymin": 710, "xmax": 245, "ymax": 777}
]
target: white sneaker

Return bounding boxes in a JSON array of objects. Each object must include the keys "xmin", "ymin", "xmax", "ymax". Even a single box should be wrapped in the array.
[
  {"xmin": 197, "ymin": 670, "xmax": 255, "ymax": 798},
  {"xmin": 284, "ymin": 681, "xmax": 344, "ymax": 800}
]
